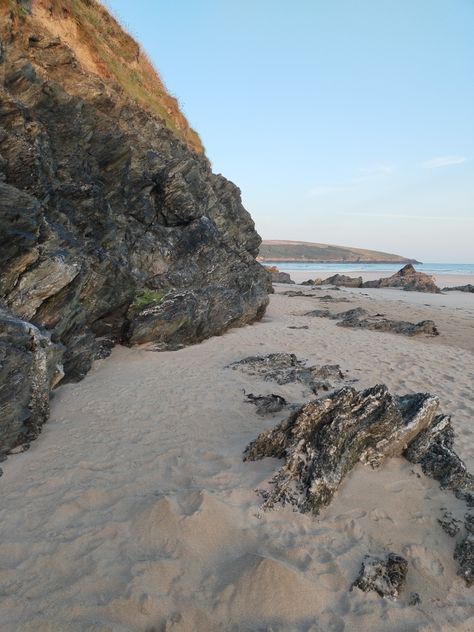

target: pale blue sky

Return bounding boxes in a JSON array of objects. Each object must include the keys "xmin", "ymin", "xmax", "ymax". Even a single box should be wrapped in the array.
[{"xmin": 105, "ymin": 0, "xmax": 473, "ymax": 262}]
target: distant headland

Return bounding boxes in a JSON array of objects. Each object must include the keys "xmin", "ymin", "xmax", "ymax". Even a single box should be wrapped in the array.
[{"xmin": 258, "ymin": 240, "xmax": 420, "ymax": 264}]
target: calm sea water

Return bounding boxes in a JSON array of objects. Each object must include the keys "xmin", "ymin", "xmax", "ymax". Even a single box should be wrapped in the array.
[{"xmin": 265, "ymin": 262, "xmax": 474, "ymax": 276}]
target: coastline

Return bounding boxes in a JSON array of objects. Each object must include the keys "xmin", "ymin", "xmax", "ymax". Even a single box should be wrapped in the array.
[
  {"xmin": 0, "ymin": 284, "xmax": 473, "ymax": 630},
  {"xmin": 277, "ymin": 267, "xmax": 474, "ymax": 288}
]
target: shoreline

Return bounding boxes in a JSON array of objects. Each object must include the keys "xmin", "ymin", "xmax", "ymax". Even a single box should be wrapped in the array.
[
  {"xmin": 259, "ymin": 259, "xmax": 420, "ymax": 265},
  {"xmin": 278, "ymin": 267, "xmax": 474, "ymax": 288}
]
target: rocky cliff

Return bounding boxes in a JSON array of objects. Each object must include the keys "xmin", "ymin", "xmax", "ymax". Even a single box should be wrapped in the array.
[{"xmin": 0, "ymin": 0, "xmax": 270, "ymax": 458}]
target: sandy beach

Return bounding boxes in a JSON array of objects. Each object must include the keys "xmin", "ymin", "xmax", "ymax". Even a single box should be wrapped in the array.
[{"xmin": 0, "ymin": 284, "xmax": 473, "ymax": 631}]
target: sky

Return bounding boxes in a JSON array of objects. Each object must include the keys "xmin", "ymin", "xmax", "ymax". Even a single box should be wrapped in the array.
[{"xmin": 105, "ymin": 0, "xmax": 474, "ymax": 262}]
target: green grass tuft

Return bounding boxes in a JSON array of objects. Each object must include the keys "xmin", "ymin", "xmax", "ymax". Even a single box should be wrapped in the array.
[{"xmin": 133, "ymin": 288, "xmax": 167, "ymax": 310}]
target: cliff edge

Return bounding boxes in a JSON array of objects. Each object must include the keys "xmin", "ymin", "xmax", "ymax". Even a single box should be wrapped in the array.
[{"xmin": 0, "ymin": 0, "xmax": 270, "ymax": 457}]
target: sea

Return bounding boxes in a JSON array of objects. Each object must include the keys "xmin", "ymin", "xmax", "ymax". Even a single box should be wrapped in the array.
[{"xmin": 265, "ymin": 262, "xmax": 474, "ymax": 276}]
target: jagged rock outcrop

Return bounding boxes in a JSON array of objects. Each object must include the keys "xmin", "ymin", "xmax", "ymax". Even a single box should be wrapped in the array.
[
  {"xmin": 243, "ymin": 385, "xmax": 443, "ymax": 515},
  {"xmin": 314, "ymin": 273, "xmax": 363, "ymax": 288},
  {"xmin": 0, "ymin": 1, "xmax": 270, "ymax": 455},
  {"xmin": 351, "ymin": 553, "xmax": 408, "ymax": 600},
  {"xmin": 363, "ymin": 264, "xmax": 441, "ymax": 293},
  {"xmin": 266, "ymin": 266, "xmax": 294, "ymax": 284},
  {"xmin": 301, "ymin": 278, "xmax": 323, "ymax": 286},
  {"xmin": 305, "ymin": 307, "xmax": 439, "ymax": 337},
  {"xmin": 228, "ymin": 353, "xmax": 346, "ymax": 394},
  {"xmin": 244, "ymin": 383, "xmax": 473, "ymax": 584},
  {"xmin": 306, "ymin": 265, "xmax": 441, "ymax": 293},
  {"xmin": 443, "ymin": 284, "xmax": 474, "ymax": 293}
]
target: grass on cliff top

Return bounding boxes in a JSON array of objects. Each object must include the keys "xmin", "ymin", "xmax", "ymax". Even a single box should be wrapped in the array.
[
  {"xmin": 259, "ymin": 241, "xmax": 413, "ymax": 262},
  {"xmin": 3, "ymin": 0, "xmax": 203, "ymax": 153}
]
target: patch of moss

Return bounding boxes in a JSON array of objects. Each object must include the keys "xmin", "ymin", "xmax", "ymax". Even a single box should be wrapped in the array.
[{"xmin": 132, "ymin": 288, "xmax": 167, "ymax": 310}]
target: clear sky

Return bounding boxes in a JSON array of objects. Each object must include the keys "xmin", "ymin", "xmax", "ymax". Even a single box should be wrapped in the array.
[{"xmin": 105, "ymin": 0, "xmax": 473, "ymax": 262}]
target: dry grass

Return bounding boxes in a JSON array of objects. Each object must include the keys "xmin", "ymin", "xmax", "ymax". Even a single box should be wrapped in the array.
[{"xmin": 2, "ymin": 0, "xmax": 203, "ymax": 153}]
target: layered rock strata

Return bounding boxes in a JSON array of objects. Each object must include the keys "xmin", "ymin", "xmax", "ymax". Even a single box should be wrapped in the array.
[
  {"xmin": 244, "ymin": 384, "xmax": 473, "ymax": 584},
  {"xmin": 0, "ymin": 1, "xmax": 270, "ymax": 455},
  {"xmin": 228, "ymin": 353, "xmax": 345, "ymax": 394},
  {"xmin": 305, "ymin": 307, "xmax": 439, "ymax": 337}
]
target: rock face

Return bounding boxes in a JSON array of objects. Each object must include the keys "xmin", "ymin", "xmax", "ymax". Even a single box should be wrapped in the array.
[
  {"xmin": 363, "ymin": 264, "xmax": 441, "ymax": 293},
  {"xmin": 305, "ymin": 307, "xmax": 439, "ymax": 337},
  {"xmin": 244, "ymin": 384, "xmax": 442, "ymax": 515},
  {"xmin": 0, "ymin": 307, "xmax": 63, "ymax": 459},
  {"xmin": 266, "ymin": 266, "xmax": 294, "ymax": 284},
  {"xmin": 351, "ymin": 553, "xmax": 408, "ymax": 600},
  {"xmin": 0, "ymin": 2, "xmax": 270, "ymax": 455}
]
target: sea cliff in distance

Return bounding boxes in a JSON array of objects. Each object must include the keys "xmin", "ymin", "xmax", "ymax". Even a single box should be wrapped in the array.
[{"xmin": 258, "ymin": 240, "xmax": 420, "ymax": 264}]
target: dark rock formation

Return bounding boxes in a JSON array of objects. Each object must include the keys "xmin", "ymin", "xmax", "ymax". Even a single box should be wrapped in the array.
[
  {"xmin": 314, "ymin": 274, "xmax": 363, "ymax": 288},
  {"xmin": 301, "ymin": 278, "xmax": 323, "ymax": 286},
  {"xmin": 0, "ymin": 307, "xmax": 63, "ymax": 459},
  {"xmin": 316, "ymin": 294, "xmax": 351, "ymax": 302},
  {"xmin": 281, "ymin": 290, "xmax": 350, "ymax": 303},
  {"xmin": 245, "ymin": 393, "xmax": 288, "ymax": 416},
  {"xmin": 244, "ymin": 384, "xmax": 442, "ymax": 515},
  {"xmin": 443, "ymin": 284, "xmax": 474, "ymax": 293},
  {"xmin": 465, "ymin": 513, "xmax": 474, "ymax": 534},
  {"xmin": 438, "ymin": 511, "xmax": 461, "ymax": 537},
  {"xmin": 351, "ymin": 553, "xmax": 408, "ymax": 600},
  {"xmin": 244, "ymin": 382, "xmax": 473, "ymax": 584},
  {"xmin": 404, "ymin": 414, "xmax": 473, "ymax": 501},
  {"xmin": 0, "ymin": 4, "xmax": 270, "ymax": 455},
  {"xmin": 266, "ymin": 266, "xmax": 294, "ymax": 284},
  {"xmin": 363, "ymin": 264, "xmax": 441, "ymax": 293},
  {"xmin": 228, "ymin": 353, "xmax": 345, "ymax": 394},
  {"xmin": 409, "ymin": 592, "xmax": 422, "ymax": 605},
  {"xmin": 281, "ymin": 290, "xmax": 311, "ymax": 297},
  {"xmin": 305, "ymin": 307, "xmax": 439, "ymax": 337},
  {"xmin": 454, "ymin": 535, "xmax": 474, "ymax": 587},
  {"xmin": 338, "ymin": 315, "xmax": 439, "ymax": 337}
]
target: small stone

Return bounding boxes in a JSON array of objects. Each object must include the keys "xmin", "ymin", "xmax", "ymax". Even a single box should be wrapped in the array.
[
  {"xmin": 351, "ymin": 553, "xmax": 408, "ymax": 600},
  {"xmin": 409, "ymin": 592, "xmax": 422, "ymax": 605},
  {"xmin": 245, "ymin": 393, "xmax": 288, "ymax": 416},
  {"xmin": 437, "ymin": 511, "xmax": 461, "ymax": 537}
]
